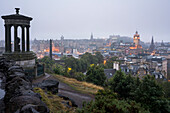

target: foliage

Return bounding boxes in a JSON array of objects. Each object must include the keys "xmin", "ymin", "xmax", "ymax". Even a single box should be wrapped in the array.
[
  {"xmin": 105, "ymin": 57, "xmax": 117, "ymax": 68},
  {"xmin": 86, "ymin": 65, "xmax": 106, "ymax": 86},
  {"xmin": 61, "ymin": 52, "xmax": 103, "ymax": 73},
  {"xmin": 109, "ymin": 70, "xmax": 137, "ymax": 99},
  {"xmin": 53, "ymin": 64, "xmax": 65, "ymax": 75},
  {"xmin": 39, "ymin": 56, "xmax": 55, "ymax": 73},
  {"xmin": 78, "ymin": 89, "xmax": 149, "ymax": 113},
  {"xmin": 109, "ymin": 70, "xmax": 170, "ymax": 113},
  {"xmin": 159, "ymin": 81, "xmax": 170, "ymax": 99},
  {"xmin": 72, "ymin": 72, "xmax": 86, "ymax": 81},
  {"xmin": 95, "ymin": 52, "xmax": 104, "ymax": 64},
  {"xmin": 133, "ymin": 75, "xmax": 170, "ymax": 113},
  {"xmin": 39, "ymin": 56, "xmax": 55, "ymax": 68}
]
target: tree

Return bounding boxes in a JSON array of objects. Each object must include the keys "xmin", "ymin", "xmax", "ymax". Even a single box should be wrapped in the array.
[
  {"xmin": 159, "ymin": 81, "xmax": 170, "ymax": 99},
  {"xmin": 40, "ymin": 56, "xmax": 55, "ymax": 68},
  {"xmin": 105, "ymin": 57, "xmax": 117, "ymax": 68},
  {"xmin": 133, "ymin": 75, "xmax": 170, "ymax": 113},
  {"xmin": 39, "ymin": 56, "xmax": 55, "ymax": 73},
  {"xmin": 53, "ymin": 64, "xmax": 65, "ymax": 75},
  {"xmin": 95, "ymin": 52, "xmax": 104, "ymax": 64},
  {"xmin": 86, "ymin": 65, "xmax": 106, "ymax": 86},
  {"xmin": 109, "ymin": 72, "xmax": 170, "ymax": 113},
  {"xmin": 109, "ymin": 70, "xmax": 136, "ymax": 99},
  {"xmin": 78, "ymin": 90, "xmax": 149, "ymax": 113},
  {"xmin": 81, "ymin": 52, "xmax": 98, "ymax": 65}
]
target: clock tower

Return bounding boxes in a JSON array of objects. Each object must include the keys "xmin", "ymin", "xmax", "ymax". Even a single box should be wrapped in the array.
[
  {"xmin": 133, "ymin": 31, "xmax": 140, "ymax": 46},
  {"xmin": 129, "ymin": 31, "xmax": 142, "ymax": 55}
]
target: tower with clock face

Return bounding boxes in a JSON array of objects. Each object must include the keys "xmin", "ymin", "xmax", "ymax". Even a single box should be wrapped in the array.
[{"xmin": 133, "ymin": 31, "xmax": 140, "ymax": 46}]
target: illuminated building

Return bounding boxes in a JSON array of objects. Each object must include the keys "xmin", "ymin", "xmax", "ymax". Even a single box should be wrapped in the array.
[{"xmin": 129, "ymin": 31, "xmax": 143, "ymax": 55}]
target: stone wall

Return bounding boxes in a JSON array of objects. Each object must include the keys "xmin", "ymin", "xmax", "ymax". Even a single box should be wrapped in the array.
[
  {"xmin": 0, "ymin": 58, "xmax": 49, "ymax": 113},
  {"xmin": 16, "ymin": 59, "xmax": 35, "ymax": 68}
]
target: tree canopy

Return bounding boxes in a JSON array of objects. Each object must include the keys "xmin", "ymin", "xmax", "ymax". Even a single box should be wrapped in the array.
[{"xmin": 86, "ymin": 65, "xmax": 106, "ymax": 86}]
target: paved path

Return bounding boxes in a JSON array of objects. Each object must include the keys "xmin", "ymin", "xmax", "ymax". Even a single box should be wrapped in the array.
[{"xmin": 32, "ymin": 73, "xmax": 94, "ymax": 108}]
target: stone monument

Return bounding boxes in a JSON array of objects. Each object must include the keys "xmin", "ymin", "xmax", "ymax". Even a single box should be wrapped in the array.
[{"xmin": 1, "ymin": 8, "xmax": 36, "ymax": 67}]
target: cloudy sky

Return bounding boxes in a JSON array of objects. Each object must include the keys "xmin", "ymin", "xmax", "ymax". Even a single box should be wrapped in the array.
[{"xmin": 0, "ymin": 0, "xmax": 170, "ymax": 42}]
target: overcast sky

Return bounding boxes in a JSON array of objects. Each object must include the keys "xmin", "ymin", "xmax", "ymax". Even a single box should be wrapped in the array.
[{"xmin": 0, "ymin": 0, "xmax": 170, "ymax": 42}]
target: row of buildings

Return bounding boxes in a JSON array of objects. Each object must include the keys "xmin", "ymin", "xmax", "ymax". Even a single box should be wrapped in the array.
[{"xmin": 0, "ymin": 30, "xmax": 170, "ymax": 81}]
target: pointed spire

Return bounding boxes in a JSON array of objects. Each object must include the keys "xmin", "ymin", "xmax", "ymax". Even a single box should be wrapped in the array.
[
  {"xmin": 161, "ymin": 40, "xmax": 165, "ymax": 46},
  {"xmin": 136, "ymin": 31, "xmax": 138, "ymax": 34},
  {"xmin": 151, "ymin": 36, "xmax": 154, "ymax": 44},
  {"xmin": 90, "ymin": 32, "xmax": 93, "ymax": 40},
  {"xmin": 149, "ymin": 36, "xmax": 155, "ymax": 52}
]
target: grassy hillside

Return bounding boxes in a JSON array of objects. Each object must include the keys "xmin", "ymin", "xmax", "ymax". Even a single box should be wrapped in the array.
[
  {"xmin": 33, "ymin": 75, "xmax": 104, "ymax": 113},
  {"xmin": 34, "ymin": 87, "xmax": 76, "ymax": 113},
  {"xmin": 53, "ymin": 74, "xmax": 103, "ymax": 94}
]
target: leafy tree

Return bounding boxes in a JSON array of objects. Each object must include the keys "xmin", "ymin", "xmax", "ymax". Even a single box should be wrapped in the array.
[
  {"xmin": 109, "ymin": 71, "xmax": 170, "ymax": 113},
  {"xmin": 78, "ymin": 90, "xmax": 149, "ymax": 113},
  {"xmin": 95, "ymin": 52, "xmax": 104, "ymax": 64},
  {"xmin": 40, "ymin": 56, "xmax": 55, "ymax": 68},
  {"xmin": 61, "ymin": 52, "xmax": 100, "ymax": 73},
  {"xmin": 159, "ymin": 81, "xmax": 170, "ymax": 99},
  {"xmin": 53, "ymin": 64, "xmax": 65, "ymax": 75},
  {"xmin": 81, "ymin": 52, "xmax": 98, "ymax": 65},
  {"xmin": 73, "ymin": 72, "xmax": 86, "ymax": 81},
  {"xmin": 86, "ymin": 65, "xmax": 106, "ymax": 86},
  {"xmin": 109, "ymin": 70, "xmax": 136, "ymax": 99},
  {"xmin": 133, "ymin": 75, "xmax": 170, "ymax": 113},
  {"xmin": 39, "ymin": 56, "xmax": 55, "ymax": 73}
]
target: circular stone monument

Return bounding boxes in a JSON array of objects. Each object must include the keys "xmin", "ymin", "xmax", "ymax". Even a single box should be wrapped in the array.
[{"xmin": 1, "ymin": 8, "xmax": 36, "ymax": 68}]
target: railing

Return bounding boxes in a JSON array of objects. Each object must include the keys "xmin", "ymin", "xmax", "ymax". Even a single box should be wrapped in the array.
[
  {"xmin": 25, "ymin": 68, "xmax": 35, "ymax": 80},
  {"xmin": 37, "ymin": 64, "xmax": 44, "ymax": 77},
  {"xmin": 24, "ymin": 64, "xmax": 45, "ymax": 79}
]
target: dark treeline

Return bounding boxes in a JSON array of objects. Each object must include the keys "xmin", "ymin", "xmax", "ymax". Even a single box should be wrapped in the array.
[{"xmin": 78, "ymin": 70, "xmax": 170, "ymax": 113}]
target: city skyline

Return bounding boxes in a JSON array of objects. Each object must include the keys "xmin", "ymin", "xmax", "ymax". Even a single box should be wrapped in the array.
[{"xmin": 0, "ymin": 0, "xmax": 170, "ymax": 42}]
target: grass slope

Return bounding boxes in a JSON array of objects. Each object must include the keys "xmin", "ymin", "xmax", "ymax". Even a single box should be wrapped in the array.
[
  {"xmin": 34, "ymin": 87, "xmax": 76, "ymax": 113},
  {"xmin": 53, "ymin": 74, "xmax": 103, "ymax": 94}
]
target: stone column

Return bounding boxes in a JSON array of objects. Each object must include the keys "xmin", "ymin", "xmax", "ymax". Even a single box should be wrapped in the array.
[
  {"xmin": 4, "ymin": 25, "xmax": 7, "ymax": 52},
  {"xmin": 14, "ymin": 25, "xmax": 18, "ymax": 52},
  {"xmin": 22, "ymin": 26, "xmax": 25, "ymax": 52},
  {"xmin": 26, "ymin": 26, "xmax": 30, "ymax": 52},
  {"xmin": 5, "ymin": 25, "xmax": 12, "ymax": 52},
  {"xmin": 7, "ymin": 25, "xmax": 11, "ymax": 52}
]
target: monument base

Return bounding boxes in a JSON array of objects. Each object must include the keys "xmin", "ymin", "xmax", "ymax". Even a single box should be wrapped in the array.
[
  {"xmin": 3, "ymin": 51, "xmax": 36, "ymax": 68},
  {"xmin": 16, "ymin": 59, "xmax": 35, "ymax": 68}
]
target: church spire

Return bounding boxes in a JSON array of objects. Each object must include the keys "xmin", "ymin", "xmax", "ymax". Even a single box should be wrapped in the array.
[
  {"xmin": 161, "ymin": 40, "xmax": 165, "ymax": 46},
  {"xmin": 149, "ymin": 36, "xmax": 155, "ymax": 52},
  {"xmin": 90, "ymin": 33, "xmax": 93, "ymax": 40},
  {"xmin": 151, "ymin": 36, "xmax": 154, "ymax": 44}
]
